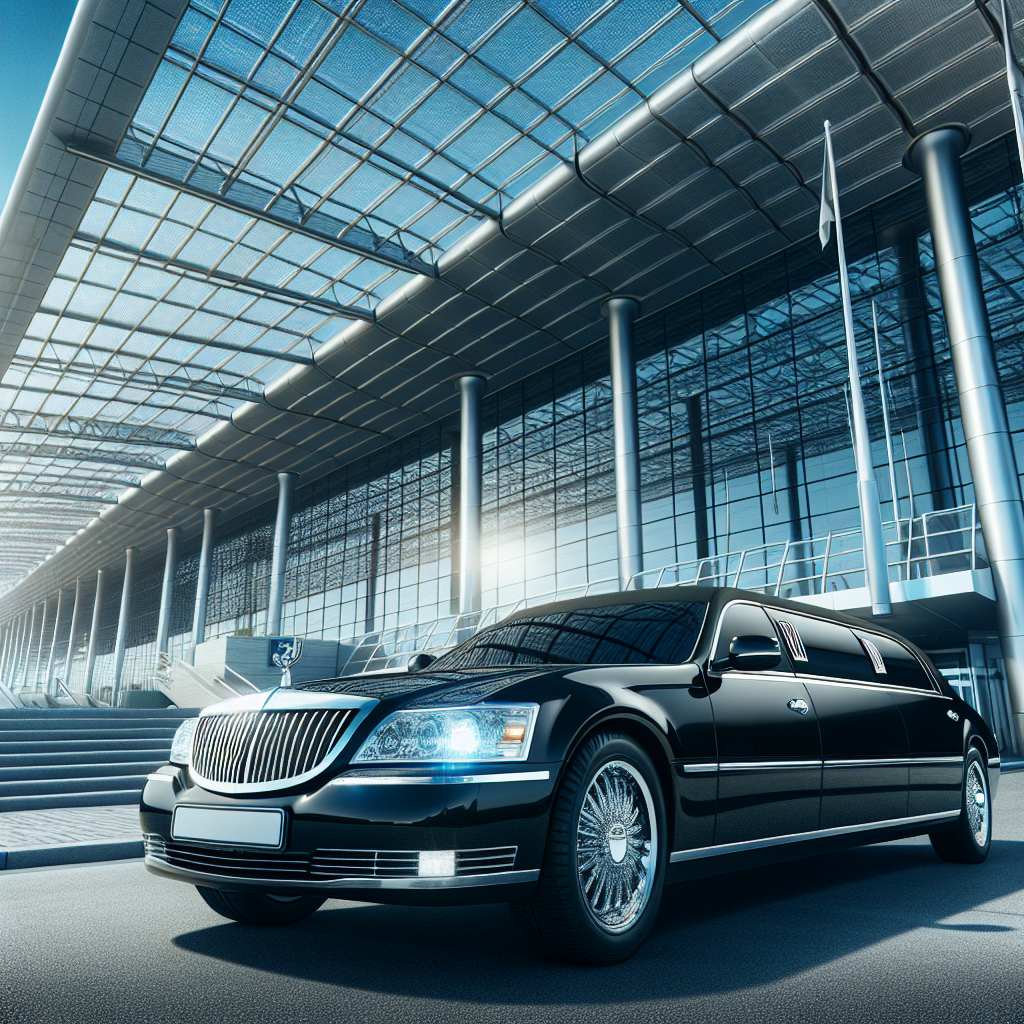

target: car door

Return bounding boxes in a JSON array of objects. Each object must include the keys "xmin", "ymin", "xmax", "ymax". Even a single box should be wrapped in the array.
[
  {"xmin": 868, "ymin": 635, "xmax": 963, "ymax": 818},
  {"xmin": 706, "ymin": 601, "xmax": 821, "ymax": 846},
  {"xmin": 769, "ymin": 612, "xmax": 910, "ymax": 829}
]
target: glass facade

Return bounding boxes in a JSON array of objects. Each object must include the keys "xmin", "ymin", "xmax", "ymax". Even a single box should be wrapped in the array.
[{"xmin": 41, "ymin": 135, "xmax": 1024, "ymax": 707}]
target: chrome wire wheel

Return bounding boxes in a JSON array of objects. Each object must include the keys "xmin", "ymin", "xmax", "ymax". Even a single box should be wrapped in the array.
[
  {"xmin": 965, "ymin": 758, "xmax": 989, "ymax": 848},
  {"xmin": 576, "ymin": 759, "xmax": 657, "ymax": 934}
]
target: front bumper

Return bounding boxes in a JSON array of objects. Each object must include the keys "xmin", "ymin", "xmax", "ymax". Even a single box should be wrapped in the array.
[{"xmin": 140, "ymin": 764, "xmax": 558, "ymax": 906}]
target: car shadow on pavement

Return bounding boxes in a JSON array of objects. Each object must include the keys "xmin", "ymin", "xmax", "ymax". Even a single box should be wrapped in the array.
[{"xmin": 172, "ymin": 838, "xmax": 1023, "ymax": 1003}]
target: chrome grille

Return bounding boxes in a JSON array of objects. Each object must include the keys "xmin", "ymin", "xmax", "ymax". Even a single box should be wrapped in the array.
[
  {"xmin": 191, "ymin": 708, "xmax": 355, "ymax": 785},
  {"xmin": 310, "ymin": 847, "xmax": 517, "ymax": 878},
  {"xmin": 144, "ymin": 834, "xmax": 311, "ymax": 880},
  {"xmin": 145, "ymin": 835, "xmax": 517, "ymax": 881}
]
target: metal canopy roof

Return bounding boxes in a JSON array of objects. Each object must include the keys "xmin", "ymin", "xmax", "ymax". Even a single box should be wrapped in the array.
[{"xmin": 0, "ymin": 0, "xmax": 1019, "ymax": 609}]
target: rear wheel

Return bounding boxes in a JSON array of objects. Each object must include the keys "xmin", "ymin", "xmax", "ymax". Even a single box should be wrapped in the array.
[
  {"xmin": 509, "ymin": 732, "xmax": 666, "ymax": 965},
  {"xmin": 929, "ymin": 747, "xmax": 991, "ymax": 864},
  {"xmin": 196, "ymin": 886, "xmax": 325, "ymax": 925}
]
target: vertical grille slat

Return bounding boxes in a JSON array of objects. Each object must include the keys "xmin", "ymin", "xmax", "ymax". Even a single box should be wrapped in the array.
[{"xmin": 192, "ymin": 708, "xmax": 355, "ymax": 787}]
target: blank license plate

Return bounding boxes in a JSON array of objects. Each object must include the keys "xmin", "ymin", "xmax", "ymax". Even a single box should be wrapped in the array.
[{"xmin": 171, "ymin": 806, "xmax": 285, "ymax": 848}]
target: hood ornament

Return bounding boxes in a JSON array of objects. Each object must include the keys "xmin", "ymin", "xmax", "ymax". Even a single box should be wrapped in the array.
[{"xmin": 270, "ymin": 637, "xmax": 304, "ymax": 688}]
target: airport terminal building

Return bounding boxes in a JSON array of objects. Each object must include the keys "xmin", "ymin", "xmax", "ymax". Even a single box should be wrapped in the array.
[{"xmin": 2, "ymin": 0, "xmax": 1024, "ymax": 753}]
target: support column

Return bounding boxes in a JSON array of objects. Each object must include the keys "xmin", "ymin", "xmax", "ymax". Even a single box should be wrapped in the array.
[
  {"xmin": 895, "ymin": 234, "xmax": 956, "ymax": 508},
  {"xmin": 155, "ymin": 527, "xmax": 179, "ymax": 658},
  {"xmin": 112, "ymin": 547, "xmax": 137, "ymax": 699},
  {"xmin": 604, "ymin": 297, "xmax": 643, "ymax": 589},
  {"xmin": 906, "ymin": 125, "xmax": 1024, "ymax": 753},
  {"xmin": 84, "ymin": 570, "xmax": 104, "ymax": 695},
  {"xmin": 32, "ymin": 598, "xmax": 48, "ymax": 685},
  {"xmin": 458, "ymin": 375, "xmax": 485, "ymax": 616},
  {"xmin": 63, "ymin": 579, "xmax": 83, "ymax": 687},
  {"xmin": 1, "ymin": 622, "xmax": 12, "ymax": 680},
  {"xmin": 190, "ymin": 508, "xmax": 219, "ymax": 662},
  {"xmin": 266, "ymin": 473, "xmax": 296, "ymax": 636},
  {"xmin": 20, "ymin": 603, "xmax": 38, "ymax": 689},
  {"xmin": 9, "ymin": 613, "xmax": 26, "ymax": 684},
  {"xmin": 44, "ymin": 589, "xmax": 65, "ymax": 692}
]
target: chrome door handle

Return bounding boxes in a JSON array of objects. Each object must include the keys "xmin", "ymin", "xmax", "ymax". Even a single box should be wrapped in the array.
[{"xmin": 787, "ymin": 699, "xmax": 809, "ymax": 715}]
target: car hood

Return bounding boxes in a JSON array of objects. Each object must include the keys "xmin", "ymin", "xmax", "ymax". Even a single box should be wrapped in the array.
[{"xmin": 293, "ymin": 667, "xmax": 556, "ymax": 709}]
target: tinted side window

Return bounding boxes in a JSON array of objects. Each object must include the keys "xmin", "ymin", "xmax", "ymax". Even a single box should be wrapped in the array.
[
  {"xmin": 870, "ymin": 635, "xmax": 937, "ymax": 690},
  {"xmin": 714, "ymin": 603, "xmax": 790, "ymax": 671},
  {"xmin": 779, "ymin": 614, "xmax": 874, "ymax": 682}
]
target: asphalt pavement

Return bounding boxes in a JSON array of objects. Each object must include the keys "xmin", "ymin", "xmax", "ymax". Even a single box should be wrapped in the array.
[{"xmin": 2, "ymin": 774, "xmax": 1023, "ymax": 1024}]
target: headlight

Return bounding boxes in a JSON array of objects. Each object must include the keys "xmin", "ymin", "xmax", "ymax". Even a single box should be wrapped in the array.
[
  {"xmin": 352, "ymin": 704, "xmax": 538, "ymax": 763},
  {"xmin": 169, "ymin": 717, "xmax": 199, "ymax": 767}
]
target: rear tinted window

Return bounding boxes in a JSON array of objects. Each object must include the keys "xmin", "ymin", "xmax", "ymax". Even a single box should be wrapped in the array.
[
  {"xmin": 869, "ymin": 635, "xmax": 937, "ymax": 690},
  {"xmin": 773, "ymin": 614, "xmax": 874, "ymax": 682},
  {"xmin": 432, "ymin": 602, "xmax": 707, "ymax": 669}
]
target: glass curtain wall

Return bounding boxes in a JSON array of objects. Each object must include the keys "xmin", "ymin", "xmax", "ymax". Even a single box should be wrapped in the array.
[{"xmin": 85, "ymin": 136, "xmax": 1024, "ymax": 689}]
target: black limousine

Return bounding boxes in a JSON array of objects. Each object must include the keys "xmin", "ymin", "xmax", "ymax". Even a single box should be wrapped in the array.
[{"xmin": 142, "ymin": 587, "xmax": 998, "ymax": 964}]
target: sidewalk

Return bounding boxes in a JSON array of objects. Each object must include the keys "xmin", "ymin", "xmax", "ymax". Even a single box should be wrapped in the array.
[{"xmin": 0, "ymin": 804, "xmax": 142, "ymax": 870}]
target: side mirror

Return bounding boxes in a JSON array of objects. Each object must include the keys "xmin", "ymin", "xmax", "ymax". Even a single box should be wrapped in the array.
[
  {"xmin": 711, "ymin": 634, "xmax": 781, "ymax": 673},
  {"xmin": 407, "ymin": 652, "xmax": 436, "ymax": 672}
]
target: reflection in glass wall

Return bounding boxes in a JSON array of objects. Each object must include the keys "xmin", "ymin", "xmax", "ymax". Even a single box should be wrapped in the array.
[{"xmin": 84, "ymin": 135, "xmax": 1024, "ymax": 688}]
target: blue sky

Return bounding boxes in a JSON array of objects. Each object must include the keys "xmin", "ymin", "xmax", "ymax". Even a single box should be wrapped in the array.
[{"xmin": 0, "ymin": 0, "xmax": 78, "ymax": 211}]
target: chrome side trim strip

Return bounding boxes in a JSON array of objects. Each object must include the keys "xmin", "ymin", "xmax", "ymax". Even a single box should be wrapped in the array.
[
  {"xmin": 719, "ymin": 760, "xmax": 821, "ymax": 771},
  {"xmin": 988, "ymin": 757, "xmax": 1001, "ymax": 766},
  {"xmin": 146, "ymin": 773, "xmax": 172, "ymax": 783},
  {"xmin": 329, "ymin": 770, "xmax": 551, "ymax": 786},
  {"xmin": 824, "ymin": 757, "xmax": 963, "ymax": 768},
  {"xmin": 145, "ymin": 856, "xmax": 540, "ymax": 890},
  {"xmin": 682, "ymin": 763, "xmax": 719, "ymax": 774},
  {"xmin": 669, "ymin": 810, "xmax": 960, "ymax": 863}
]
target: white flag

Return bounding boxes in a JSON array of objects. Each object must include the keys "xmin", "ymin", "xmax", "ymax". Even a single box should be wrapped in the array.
[{"xmin": 818, "ymin": 138, "xmax": 834, "ymax": 249}]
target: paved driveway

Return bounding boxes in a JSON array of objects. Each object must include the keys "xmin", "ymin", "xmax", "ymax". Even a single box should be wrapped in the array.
[{"xmin": 3, "ymin": 773, "xmax": 1023, "ymax": 1023}]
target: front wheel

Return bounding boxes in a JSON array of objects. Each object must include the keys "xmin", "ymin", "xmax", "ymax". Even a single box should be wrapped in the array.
[
  {"xmin": 509, "ymin": 732, "xmax": 666, "ymax": 965},
  {"xmin": 196, "ymin": 886, "xmax": 325, "ymax": 925},
  {"xmin": 929, "ymin": 748, "xmax": 991, "ymax": 864}
]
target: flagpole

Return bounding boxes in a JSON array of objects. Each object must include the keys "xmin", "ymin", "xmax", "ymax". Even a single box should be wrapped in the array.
[
  {"xmin": 824, "ymin": 119, "xmax": 892, "ymax": 615},
  {"xmin": 1002, "ymin": 0, "xmax": 1024, "ymax": 174},
  {"xmin": 872, "ymin": 300, "xmax": 901, "ymax": 521}
]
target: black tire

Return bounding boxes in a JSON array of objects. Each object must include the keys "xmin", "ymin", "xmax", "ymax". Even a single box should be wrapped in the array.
[
  {"xmin": 929, "ymin": 747, "xmax": 991, "ymax": 864},
  {"xmin": 196, "ymin": 886, "xmax": 325, "ymax": 926},
  {"xmin": 509, "ymin": 732, "xmax": 667, "ymax": 965}
]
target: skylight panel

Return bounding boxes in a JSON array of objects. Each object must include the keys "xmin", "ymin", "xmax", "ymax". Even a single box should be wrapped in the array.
[
  {"xmin": 206, "ymin": 24, "xmax": 264, "ymax": 78},
  {"xmin": 254, "ymin": 52, "xmax": 299, "ymax": 93},
  {"xmin": 276, "ymin": 0, "xmax": 334, "ymax": 63},
  {"xmin": 445, "ymin": 0, "xmax": 519, "ymax": 50},
  {"xmin": 172, "ymin": 6, "xmax": 215, "ymax": 55},
  {"xmin": 105, "ymin": 209, "xmax": 159, "ymax": 249},
  {"xmin": 403, "ymin": 84, "xmax": 479, "ymax": 145},
  {"xmin": 522, "ymin": 45, "xmax": 601, "ymax": 108},
  {"xmin": 581, "ymin": 0, "xmax": 677, "ymax": 63},
  {"xmin": 135, "ymin": 61, "xmax": 189, "ymax": 134},
  {"xmin": 318, "ymin": 25, "xmax": 399, "ymax": 100},
  {"xmin": 448, "ymin": 59, "xmax": 507, "ymax": 106},
  {"xmin": 209, "ymin": 101, "xmax": 272, "ymax": 163},
  {"xmin": 477, "ymin": 7, "xmax": 564, "ymax": 81}
]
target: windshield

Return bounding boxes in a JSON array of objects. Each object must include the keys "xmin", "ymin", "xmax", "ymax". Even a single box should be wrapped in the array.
[{"xmin": 431, "ymin": 602, "xmax": 707, "ymax": 669}]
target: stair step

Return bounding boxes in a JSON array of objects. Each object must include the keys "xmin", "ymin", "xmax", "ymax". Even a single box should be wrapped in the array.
[
  {"xmin": 0, "ymin": 749, "xmax": 170, "ymax": 768},
  {"xmin": 0, "ymin": 775, "xmax": 148, "ymax": 797},
  {"xmin": 2, "ymin": 738, "xmax": 174, "ymax": 755},
  {"xmin": 0, "ymin": 762, "xmax": 165, "ymax": 782},
  {"xmin": 0, "ymin": 790, "xmax": 142, "ymax": 812},
  {"xmin": 0, "ymin": 708, "xmax": 198, "ymax": 720},
  {"xmin": 0, "ymin": 728, "xmax": 180, "ymax": 743}
]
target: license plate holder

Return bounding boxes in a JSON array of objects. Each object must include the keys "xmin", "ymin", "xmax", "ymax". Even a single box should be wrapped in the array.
[{"xmin": 171, "ymin": 806, "xmax": 286, "ymax": 849}]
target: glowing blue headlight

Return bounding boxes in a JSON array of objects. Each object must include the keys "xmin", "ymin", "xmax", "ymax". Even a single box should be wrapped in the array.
[
  {"xmin": 169, "ymin": 717, "xmax": 199, "ymax": 767},
  {"xmin": 352, "ymin": 705, "xmax": 538, "ymax": 763}
]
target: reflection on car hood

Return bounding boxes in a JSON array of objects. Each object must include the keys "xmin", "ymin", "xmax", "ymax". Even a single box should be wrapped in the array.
[{"xmin": 294, "ymin": 668, "xmax": 550, "ymax": 706}]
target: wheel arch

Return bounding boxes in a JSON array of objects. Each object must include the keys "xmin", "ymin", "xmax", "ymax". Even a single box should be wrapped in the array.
[{"xmin": 556, "ymin": 710, "xmax": 677, "ymax": 854}]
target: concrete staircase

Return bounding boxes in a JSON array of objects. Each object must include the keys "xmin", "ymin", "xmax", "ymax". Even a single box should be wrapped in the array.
[{"xmin": 0, "ymin": 707, "xmax": 197, "ymax": 812}]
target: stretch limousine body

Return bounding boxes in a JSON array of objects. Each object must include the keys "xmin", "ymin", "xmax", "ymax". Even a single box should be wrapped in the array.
[{"xmin": 142, "ymin": 587, "xmax": 997, "ymax": 964}]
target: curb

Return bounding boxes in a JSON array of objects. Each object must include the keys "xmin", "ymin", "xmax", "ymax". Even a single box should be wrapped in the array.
[{"xmin": 0, "ymin": 837, "xmax": 143, "ymax": 870}]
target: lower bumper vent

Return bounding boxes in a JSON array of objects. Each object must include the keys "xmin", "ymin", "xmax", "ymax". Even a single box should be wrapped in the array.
[{"xmin": 144, "ymin": 834, "xmax": 516, "ymax": 881}]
